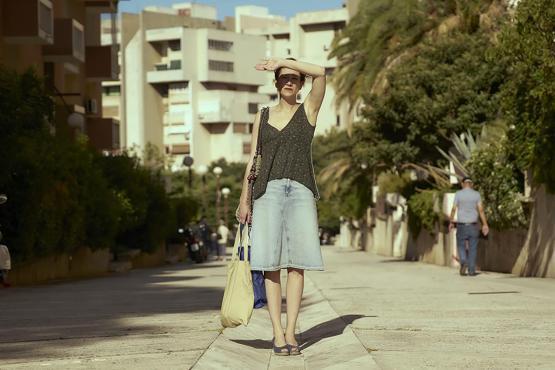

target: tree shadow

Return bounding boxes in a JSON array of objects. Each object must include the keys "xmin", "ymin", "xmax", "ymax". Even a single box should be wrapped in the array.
[
  {"xmin": 230, "ymin": 314, "xmax": 373, "ymax": 350},
  {"xmin": 0, "ymin": 262, "xmax": 226, "ymax": 363}
]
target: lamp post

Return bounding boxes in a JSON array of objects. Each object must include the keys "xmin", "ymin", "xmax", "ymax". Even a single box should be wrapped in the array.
[
  {"xmin": 196, "ymin": 164, "xmax": 208, "ymax": 211},
  {"xmin": 213, "ymin": 166, "xmax": 223, "ymax": 223},
  {"xmin": 221, "ymin": 187, "xmax": 230, "ymax": 226},
  {"xmin": 182, "ymin": 155, "xmax": 194, "ymax": 189}
]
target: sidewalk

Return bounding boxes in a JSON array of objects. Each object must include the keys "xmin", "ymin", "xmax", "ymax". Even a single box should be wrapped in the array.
[
  {"xmin": 1, "ymin": 246, "xmax": 553, "ymax": 369},
  {"xmin": 193, "ymin": 272, "xmax": 378, "ymax": 370},
  {"xmin": 195, "ymin": 247, "xmax": 555, "ymax": 369}
]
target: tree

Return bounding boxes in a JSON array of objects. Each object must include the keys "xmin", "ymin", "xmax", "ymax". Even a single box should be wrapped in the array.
[
  {"xmin": 355, "ymin": 32, "xmax": 506, "ymax": 170},
  {"xmin": 497, "ymin": 0, "xmax": 555, "ymax": 191}
]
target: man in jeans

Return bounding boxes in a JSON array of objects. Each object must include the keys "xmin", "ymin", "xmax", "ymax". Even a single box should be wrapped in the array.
[{"xmin": 449, "ymin": 177, "xmax": 489, "ymax": 276}]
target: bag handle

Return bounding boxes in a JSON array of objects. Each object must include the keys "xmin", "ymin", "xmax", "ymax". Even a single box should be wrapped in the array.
[{"xmin": 231, "ymin": 223, "xmax": 250, "ymax": 262}]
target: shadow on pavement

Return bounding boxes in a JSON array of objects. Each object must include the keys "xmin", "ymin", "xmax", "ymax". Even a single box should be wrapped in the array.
[
  {"xmin": 0, "ymin": 262, "xmax": 226, "ymax": 362},
  {"xmin": 231, "ymin": 314, "xmax": 371, "ymax": 350}
]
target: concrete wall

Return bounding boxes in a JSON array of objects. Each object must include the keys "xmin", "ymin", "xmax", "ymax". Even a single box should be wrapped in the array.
[
  {"xmin": 8, "ymin": 247, "xmax": 111, "ymax": 286},
  {"xmin": 7, "ymin": 243, "xmax": 188, "ymax": 286},
  {"xmin": 512, "ymin": 186, "xmax": 555, "ymax": 278}
]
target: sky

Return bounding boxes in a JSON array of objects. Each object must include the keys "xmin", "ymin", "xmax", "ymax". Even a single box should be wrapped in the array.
[{"xmin": 118, "ymin": 0, "xmax": 344, "ymax": 20}]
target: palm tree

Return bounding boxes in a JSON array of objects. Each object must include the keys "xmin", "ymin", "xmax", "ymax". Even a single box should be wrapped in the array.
[
  {"xmin": 318, "ymin": 131, "xmax": 374, "ymax": 250},
  {"xmin": 329, "ymin": 0, "xmax": 458, "ymax": 111}
]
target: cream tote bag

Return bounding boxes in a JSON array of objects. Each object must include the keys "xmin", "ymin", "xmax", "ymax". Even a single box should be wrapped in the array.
[{"xmin": 220, "ymin": 224, "xmax": 254, "ymax": 328}]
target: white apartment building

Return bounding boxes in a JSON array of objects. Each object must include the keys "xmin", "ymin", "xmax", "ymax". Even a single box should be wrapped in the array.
[
  {"xmin": 102, "ymin": 3, "xmax": 268, "ymax": 170},
  {"xmin": 102, "ymin": 2, "xmax": 358, "ymax": 169},
  {"xmin": 237, "ymin": 5, "xmax": 353, "ymax": 136}
]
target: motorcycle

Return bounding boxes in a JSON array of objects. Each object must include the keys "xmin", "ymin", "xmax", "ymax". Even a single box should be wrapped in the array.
[{"xmin": 183, "ymin": 225, "xmax": 207, "ymax": 263}]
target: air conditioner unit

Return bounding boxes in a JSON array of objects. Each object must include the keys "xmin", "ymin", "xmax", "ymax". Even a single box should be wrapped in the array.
[{"xmin": 85, "ymin": 99, "xmax": 98, "ymax": 114}]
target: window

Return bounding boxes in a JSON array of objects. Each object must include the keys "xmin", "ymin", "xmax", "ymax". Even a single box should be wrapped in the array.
[
  {"xmin": 208, "ymin": 39, "xmax": 233, "ymax": 51},
  {"xmin": 208, "ymin": 60, "xmax": 234, "ymax": 72},
  {"xmin": 248, "ymin": 103, "xmax": 258, "ymax": 114},
  {"xmin": 336, "ymin": 115, "xmax": 340, "ymax": 127},
  {"xmin": 168, "ymin": 40, "xmax": 181, "ymax": 51},
  {"xmin": 103, "ymin": 85, "xmax": 121, "ymax": 96},
  {"xmin": 169, "ymin": 60, "xmax": 181, "ymax": 70},
  {"xmin": 287, "ymin": 48, "xmax": 291, "ymax": 55}
]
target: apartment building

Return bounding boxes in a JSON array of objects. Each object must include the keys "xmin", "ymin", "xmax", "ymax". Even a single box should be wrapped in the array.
[
  {"xmin": 103, "ymin": 3, "xmax": 268, "ymax": 170},
  {"xmin": 101, "ymin": 2, "xmax": 360, "ymax": 169},
  {"xmin": 0, "ymin": 0, "xmax": 120, "ymax": 151},
  {"xmin": 237, "ymin": 4, "xmax": 353, "ymax": 135}
]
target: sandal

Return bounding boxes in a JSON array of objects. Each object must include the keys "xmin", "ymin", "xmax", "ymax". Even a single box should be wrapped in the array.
[
  {"xmin": 272, "ymin": 338, "xmax": 290, "ymax": 356},
  {"xmin": 287, "ymin": 343, "xmax": 301, "ymax": 356}
]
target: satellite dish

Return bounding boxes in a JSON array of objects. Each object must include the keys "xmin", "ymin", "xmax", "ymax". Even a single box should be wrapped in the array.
[{"xmin": 0, "ymin": 194, "xmax": 7, "ymax": 204}]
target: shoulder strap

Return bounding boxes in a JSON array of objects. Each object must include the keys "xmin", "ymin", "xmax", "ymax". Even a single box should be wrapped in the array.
[{"xmin": 255, "ymin": 107, "xmax": 268, "ymax": 155}]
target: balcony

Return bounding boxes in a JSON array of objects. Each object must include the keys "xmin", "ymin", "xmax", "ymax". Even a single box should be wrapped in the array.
[
  {"xmin": 43, "ymin": 19, "xmax": 85, "ymax": 64},
  {"xmin": 86, "ymin": 45, "xmax": 118, "ymax": 80},
  {"xmin": 2, "ymin": 0, "xmax": 53, "ymax": 45},
  {"xmin": 147, "ymin": 60, "xmax": 189, "ymax": 84},
  {"xmin": 86, "ymin": 117, "xmax": 120, "ymax": 150},
  {"xmin": 81, "ymin": 0, "xmax": 118, "ymax": 13}
]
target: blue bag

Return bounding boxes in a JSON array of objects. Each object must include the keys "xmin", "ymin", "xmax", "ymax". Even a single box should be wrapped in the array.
[
  {"xmin": 251, "ymin": 270, "xmax": 267, "ymax": 309},
  {"xmin": 238, "ymin": 232, "xmax": 267, "ymax": 309}
]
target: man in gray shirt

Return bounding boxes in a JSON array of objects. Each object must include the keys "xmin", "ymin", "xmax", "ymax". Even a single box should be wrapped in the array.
[{"xmin": 449, "ymin": 177, "xmax": 489, "ymax": 276}]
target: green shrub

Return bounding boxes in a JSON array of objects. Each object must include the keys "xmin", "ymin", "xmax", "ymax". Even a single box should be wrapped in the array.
[
  {"xmin": 466, "ymin": 139, "xmax": 527, "ymax": 229},
  {"xmin": 0, "ymin": 67, "xmax": 179, "ymax": 263},
  {"xmin": 407, "ymin": 190, "xmax": 441, "ymax": 238}
]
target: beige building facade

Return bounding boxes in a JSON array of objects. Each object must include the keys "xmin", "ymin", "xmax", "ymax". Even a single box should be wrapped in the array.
[
  {"xmin": 0, "ymin": 0, "xmax": 120, "ymax": 151},
  {"xmin": 104, "ymin": 3, "xmax": 268, "ymax": 169}
]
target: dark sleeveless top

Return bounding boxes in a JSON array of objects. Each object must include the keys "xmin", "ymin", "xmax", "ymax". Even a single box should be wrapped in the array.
[{"xmin": 252, "ymin": 103, "xmax": 320, "ymax": 200}]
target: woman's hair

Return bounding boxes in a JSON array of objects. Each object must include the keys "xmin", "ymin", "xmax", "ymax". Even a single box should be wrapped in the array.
[{"xmin": 274, "ymin": 57, "xmax": 306, "ymax": 84}]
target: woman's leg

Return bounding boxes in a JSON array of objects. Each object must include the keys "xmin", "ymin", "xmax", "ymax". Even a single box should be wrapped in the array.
[
  {"xmin": 285, "ymin": 267, "xmax": 304, "ymax": 345},
  {"xmin": 265, "ymin": 270, "xmax": 286, "ymax": 346}
]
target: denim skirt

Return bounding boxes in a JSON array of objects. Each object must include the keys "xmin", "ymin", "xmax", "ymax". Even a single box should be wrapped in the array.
[{"xmin": 250, "ymin": 178, "xmax": 324, "ymax": 271}]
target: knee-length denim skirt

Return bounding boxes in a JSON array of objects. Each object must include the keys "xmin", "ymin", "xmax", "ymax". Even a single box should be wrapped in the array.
[{"xmin": 250, "ymin": 178, "xmax": 324, "ymax": 271}]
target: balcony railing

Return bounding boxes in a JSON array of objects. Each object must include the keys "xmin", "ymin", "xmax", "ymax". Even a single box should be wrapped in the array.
[
  {"xmin": 147, "ymin": 59, "xmax": 188, "ymax": 84},
  {"xmin": 2, "ymin": 0, "xmax": 53, "ymax": 45},
  {"xmin": 43, "ymin": 19, "xmax": 85, "ymax": 64}
]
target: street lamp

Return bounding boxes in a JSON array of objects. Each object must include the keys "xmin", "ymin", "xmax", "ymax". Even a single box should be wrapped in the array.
[
  {"xmin": 182, "ymin": 155, "xmax": 194, "ymax": 189},
  {"xmin": 196, "ymin": 164, "xmax": 208, "ymax": 211},
  {"xmin": 213, "ymin": 166, "xmax": 223, "ymax": 222},
  {"xmin": 221, "ymin": 187, "xmax": 230, "ymax": 226}
]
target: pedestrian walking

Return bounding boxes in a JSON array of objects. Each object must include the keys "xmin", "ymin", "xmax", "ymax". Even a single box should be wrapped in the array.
[
  {"xmin": 236, "ymin": 57, "xmax": 326, "ymax": 356},
  {"xmin": 217, "ymin": 219, "xmax": 230, "ymax": 261},
  {"xmin": 449, "ymin": 176, "xmax": 489, "ymax": 276}
]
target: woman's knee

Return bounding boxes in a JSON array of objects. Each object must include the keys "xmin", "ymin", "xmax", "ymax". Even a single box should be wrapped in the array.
[
  {"xmin": 264, "ymin": 270, "xmax": 281, "ymax": 283},
  {"xmin": 287, "ymin": 267, "xmax": 304, "ymax": 276}
]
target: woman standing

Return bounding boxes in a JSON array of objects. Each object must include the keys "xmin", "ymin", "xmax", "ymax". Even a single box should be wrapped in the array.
[{"xmin": 235, "ymin": 58, "xmax": 326, "ymax": 356}]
